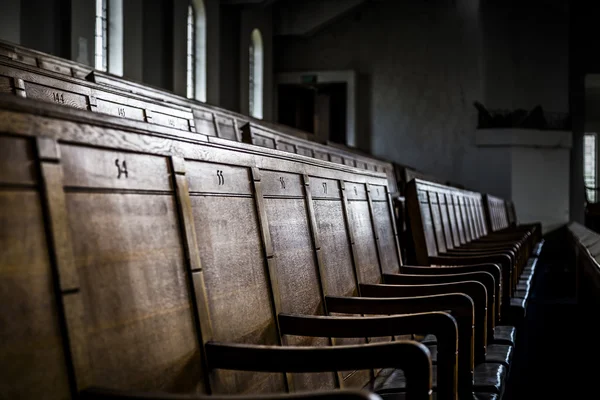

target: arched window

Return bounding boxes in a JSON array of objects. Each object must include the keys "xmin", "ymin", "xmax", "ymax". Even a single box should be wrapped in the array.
[
  {"xmin": 95, "ymin": 0, "xmax": 123, "ymax": 75},
  {"xmin": 249, "ymin": 28, "xmax": 263, "ymax": 119},
  {"xmin": 95, "ymin": 0, "xmax": 108, "ymax": 71},
  {"xmin": 187, "ymin": 0, "xmax": 207, "ymax": 101},
  {"xmin": 108, "ymin": 0, "xmax": 123, "ymax": 76}
]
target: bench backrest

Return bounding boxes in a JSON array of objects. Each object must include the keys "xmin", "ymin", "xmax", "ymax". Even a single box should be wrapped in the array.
[
  {"xmin": 483, "ymin": 194, "xmax": 510, "ymax": 232},
  {"xmin": 0, "ymin": 95, "xmax": 401, "ymax": 398},
  {"xmin": 405, "ymin": 179, "xmax": 492, "ymax": 264},
  {"xmin": 0, "ymin": 40, "xmax": 398, "ymax": 194},
  {"xmin": 569, "ymin": 222, "xmax": 600, "ymax": 309}
]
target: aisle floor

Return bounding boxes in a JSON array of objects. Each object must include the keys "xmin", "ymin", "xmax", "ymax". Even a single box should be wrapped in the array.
[{"xmin": 505, "ymin": 228, "xmax": 592, "ymax": 399}]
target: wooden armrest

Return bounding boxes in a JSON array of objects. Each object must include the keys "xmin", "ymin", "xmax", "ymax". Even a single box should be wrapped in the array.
[
  {"xmin": 430, "ymin": 254, "xmax": 513, "ymax": 298},
  {"xmin": 401, "ymin": 263, "xmax": 503, "ymax": 320},
  {"xmin": 383, "ymin": 272, "xmax": 498, "ymax": 329},
  {"xmin": 80, "ymin": 387, "xmax": 383, "ymax": 400},
  {"xmin": 277, "ymin": 312, "xmax": 455, "ymax": 400},
  {"xmin": 359, "ymin": 282, "xmax": 487, "ymax": 364},
  {"xmin": 325, "ymin": 293, "xmax": 471, "ymax": 319},
  {"xmin": 445, "ymin": 249, "xmax": 515, "ymax": 265},
  {"xmin": 206, "ymin": 341, "xmax": 432, "ymax": 400}
]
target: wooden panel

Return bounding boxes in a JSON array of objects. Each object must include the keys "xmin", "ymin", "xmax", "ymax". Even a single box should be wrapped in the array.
[
  {"xmin": 192, "ymin": 110, "xmax": 217, "ymax": 136},
  {"xmin": 418, "ymin": 189, "xmax": 438, "ymax": 257},
  {"xmin": 313, "ymin": 198, "xmax": 356, "ymax": 297},
  {"xmin": 459, "ymin": 197, "xmax": 472, "ymax": 242},
  {"xmin": 437, "ymin": 193, "xmax": 454, "ymax": 250},
  {"xmin": 428, "ymin": 192, "xmax": 446, "ymax": 253},
  {"xmin": 0, "ymin": 191, "xmax": 71, "ymax": 399},
  {"xmin": 369, "ymin": 185, "xmax": 387, "ymax": 202},
  {"xmin": 149, "ymin": 111, "xmax": 191, "ymax": 131},
  {"xmin": 348, "ymin": 199, "xmax": 380, "ymax": 285},
  {"xmin": 314, "ymin": 151, "xmax": 329, "ymax": 161},
  {"xmin": 343, "ymin": 158, "xmax": 356, "ymax": 167},
  {"xmin": 252, "ymin": 134, "xmax": 276, "ymax": 149},
  {"xmin": 372, "ymin": 200, "xmax": 400, "ymax": 275},
  {"xmin": 65, "ymin": 191, "xmax": 202, "ymax": 392},
  {"xmin": 13, "ymin": 52, "xmax": 37, "ymax": 66},
  {"xmin": 24, "ymin": 82, "xmax": 89, "ymax": 110},
  {"xmin": 296, "ymin": 146, "xmax": 313, "ymax": 158},
  {"xmin": 310, "ymin": 177, "xmax": 341, "ymax": 200},
  {"xmin": 39, "ymin": 59, "xmax": 72, "ymax": 75},
  {"xmin": 453, "ymin": 195, "xmax": 466, "ymax": 245},
  {"xmin": 265, "ymin": 196, "xmax": 335, "ymax": 391},
  {"xmin": 0, "ymin": 136, "xmax": 38, "ymax": 185},
  {"xmin": 445, "ymin": 193, "xmax": 461, "ymax": 248},
  {"xmin": 276, "ymin": 141, "xmax": 296, "ymax": 153},
  {"xmin": 345, "ymin": 182, "xmax": 367, "ymax": 201},
  {"xmin": 0, "ymin": 75, "xmax": 12, "ymax": 93},
  {"xmin": 261, "ymin": 171, "xmax": 303, "ymax": 198},
  {"xmin": 216, "ymin": 116, "xmax": 237, "ymax": 141},
  {"xmin": 330, "ymin": 155, "xmax": 343, "ymax": 164},
  {"xmin": 95, "ymin": 98, "xmax": 146, "ymax": 122},
  {"xmin": 187, "ymin": 162, "xmax": 252, "ymax": 195},
  {"xmin": 191, "ymin": 189, "xmax": 283, "ymax": 393},
  {"xmin": 61, "ymin": 145, "xmax": 172, "ymax": 191}
]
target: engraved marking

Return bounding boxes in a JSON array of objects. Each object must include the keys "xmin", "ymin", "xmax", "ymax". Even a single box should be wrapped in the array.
[
  {"xmin": 322, "ymin": 182, "xmax": 328, "ymax": 194},
  {"xmin": 354, "ymin": 186, "xmax": 358, "ymax": 196},
  {"xmin": 52, "ymin": 92, "xmax": 65, "ymax": 104},
  {"xmin": 216, "ymin": 170, "xmax": 225, "ymax": 186},
  {"xmin": 168, "ymin": 118, "xmax": 175, "ymax": 127},
  {"xmin": 118, "ymin": 107, "xmax": 126, "ymax": 117},
  {"xmin": 280, "ymin": 177, "xmax": 286, "ymax": 189},
  {"xmin": 115, "ymin": 159, "xmax": 128, "ymax": 179}
]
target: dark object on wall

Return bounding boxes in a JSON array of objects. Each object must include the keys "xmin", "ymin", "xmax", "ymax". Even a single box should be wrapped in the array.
[{"xmin": 474, "ymin": 102, "xmax": 571, "ymax": 130}]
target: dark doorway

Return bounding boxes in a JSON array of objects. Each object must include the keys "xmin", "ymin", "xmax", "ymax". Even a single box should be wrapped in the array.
[{"xmin": 277, "ymin": 82, "xmax": 347, "ymax": 145}]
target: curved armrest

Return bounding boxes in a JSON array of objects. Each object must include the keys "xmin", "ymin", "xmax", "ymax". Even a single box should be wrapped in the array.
[
  {"xmin": 80, "ymin": 387, "xmax": 383, "ymax": 400},
  {"xmin": 323, "ymin": 295, "xmax": 474, "ymax": 396},
  {"xmin": 430, "ymin": 254, "xmax": 513, "ymax": 298},
  {"xmin": 382, "ymin": 272, "xmax": 497, "ymax": 332},
  {"xmin": 401, "ymin": 264, "xmax": 502, "ymax": 320},
  {"xmin": 206, "ymin": 341, "xmax": 432, "ymax": 400},
  {"xmin": 359, "ymin": 282, "xmax": 487, "ymax": 364},
  {"xmin": 445, "ymin": 249, "xmax": 515, "ymax": 266},
  {"xmin": 277, "ymin": 312, "xmax": 456, "ymax": 400}
]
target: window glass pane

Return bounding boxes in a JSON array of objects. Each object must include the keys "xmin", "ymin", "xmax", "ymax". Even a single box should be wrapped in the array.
[
  {"xmin": 186, "ymin": 4, "xmax": 195, "ymax": 99},
  {"xmin": 95, "ymin": 0, "xmax": 107, "ymax": 71},
  {"xmin": 585, "ymin": 133, "xmax": 596, "ymax": 202}
]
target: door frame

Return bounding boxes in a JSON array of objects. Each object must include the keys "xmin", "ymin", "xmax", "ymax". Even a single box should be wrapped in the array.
[{"xmin": 274, "ymin": 70, "xmax": 357, "ymax": 147}]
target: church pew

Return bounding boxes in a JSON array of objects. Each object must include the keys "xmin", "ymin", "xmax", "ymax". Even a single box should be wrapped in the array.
[
  {"xmin": 0, "ymin": 44, "xmax": 516, "ymax": 396},
  {"xmin": 278, "ymin": 171, "xmax": 509, "ymax": 397},
  {"xmin": 0, "ymin": 94, "xmax": 447, "ymax": 400},
  {"xmin": 569, "ymin": 222, "xmax": 600, "ymax": 310},
  {"xmin": 406, "ymin": 180, "xmax": 541, "ymax": 327},
  {"xmin": 0, "ymin": 38, "xmax": 93, "ymax": 79},
  {"xmin": 0, "ymin": 48, "xmax": 399, "ymax": 196},
  {"xmin": 0, "ymin": 58, "xmax": 197, "ymax": 131}
]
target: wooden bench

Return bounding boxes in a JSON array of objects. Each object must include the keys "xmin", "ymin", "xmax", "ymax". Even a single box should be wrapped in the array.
[
  {"xmin": 569, "ymin": 222, "xmax": 600, "ymax": 309},
  {"xmin": 0, "ymin": 43, "xmax": 532, "ymax": 400},
  {"xmin": 406, "ymin": 179, "xmax": 542, "ymax": 327},
  {"xmin": 0, "ymin": 39, "xmax": 398, "ymax": 195},
  {"xmin": 2, "ymin": 94, "xmax": 473, "ymax": 400}
]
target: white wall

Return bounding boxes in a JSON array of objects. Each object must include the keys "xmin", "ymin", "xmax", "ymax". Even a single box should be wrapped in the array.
[
  {"xmin": 512, "ymin": 147, "xmax": 570, "ymax": 232},
  {"xmin": 476, "ymin": 129, "xmax": 572, "ymax": 233},
  {"xmin": 274, "ymin": 0, "xmax": 570, "ymax": 193}
]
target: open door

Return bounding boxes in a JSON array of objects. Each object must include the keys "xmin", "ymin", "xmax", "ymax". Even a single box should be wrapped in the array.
[{"xmin": 277, "ymin": 82, "xmax": 347, "ymax": 145}]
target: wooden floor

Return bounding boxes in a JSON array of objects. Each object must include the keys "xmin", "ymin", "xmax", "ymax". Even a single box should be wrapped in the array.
[{"xmin": 506, "ymin": 228, "xmax": 591, "ymax": 399}]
